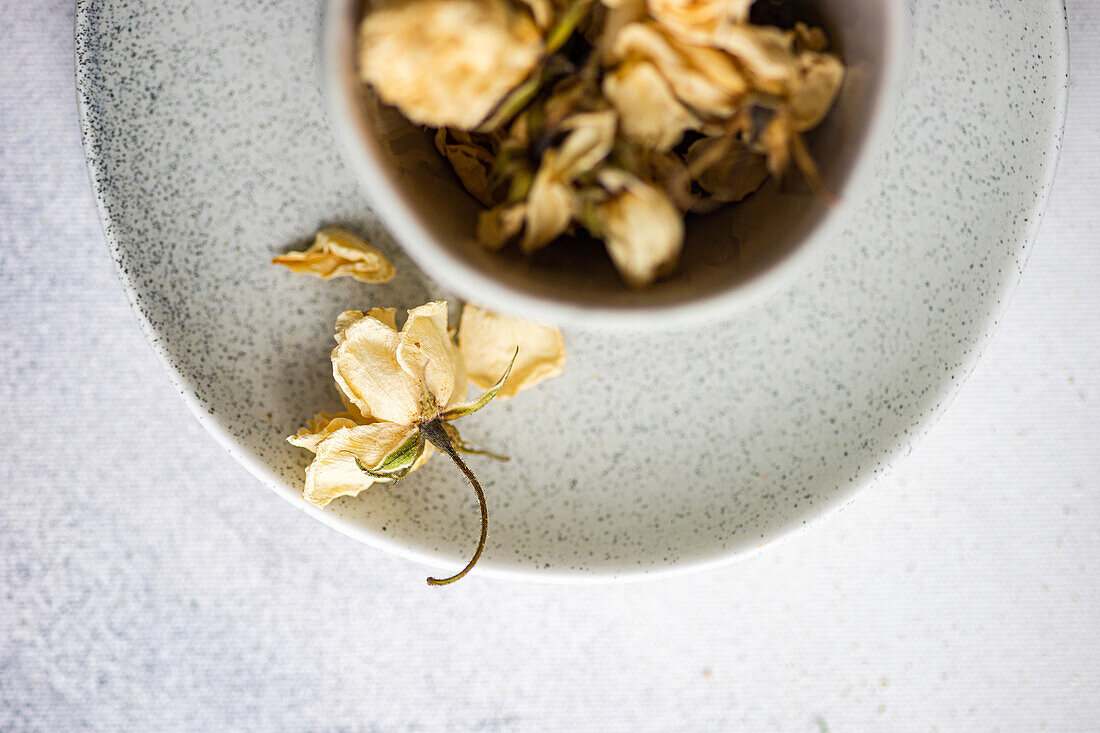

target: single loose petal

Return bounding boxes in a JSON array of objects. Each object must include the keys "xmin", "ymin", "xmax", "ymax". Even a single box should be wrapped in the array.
[
  {"xmin": 271, "ymin": 227, "xmax": 395, "ymax": 283},
  {"xmin": 396, "ymin": 301, "xmax": 460, "ymax": 413},
  {"xmin": 359, "ymin": 0, "xmax": 544, "ymax": 129},
  {"xmin": 687, "ymin": 136, "xmax": 769, "ymax": 202},
  {"xmin": 301, "ymin": 422, "xmax": 420, "ymax": 506},
  {"xmin": 332, "ymin": 310, "xmax": 421, "ymax": 425},
  {"xmin": 459, "ymin": 304, "xmax": 566, "ymax": 399},
  {"xmin": 594, "ymin": 169, "xmax": 684, "ymax": 288}
]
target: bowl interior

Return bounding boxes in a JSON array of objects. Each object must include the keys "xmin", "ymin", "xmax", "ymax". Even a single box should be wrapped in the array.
[{"xmin": 328, "ymin": 0, "xmax": 900, "ymax": 318}]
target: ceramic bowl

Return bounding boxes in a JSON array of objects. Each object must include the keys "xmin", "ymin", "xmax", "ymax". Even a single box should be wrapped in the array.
[{"xmin": 322, "ymin": 0, "xmax": 906, "ymax": 328}]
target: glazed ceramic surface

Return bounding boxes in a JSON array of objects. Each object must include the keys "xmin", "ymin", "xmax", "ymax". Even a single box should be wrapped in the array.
[{"xmin": 76, "ymin": 0, "xmax": 1066, "ymax": 580}]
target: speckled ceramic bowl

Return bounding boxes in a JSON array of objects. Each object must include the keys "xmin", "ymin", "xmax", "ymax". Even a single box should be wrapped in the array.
[
  {"xmin": 323, "ymin": 0, "xmax": 908, "ymax": 328},
  {"xmin": 76, "ymin": 0, "xmax": 1066, "ymax": 583}
]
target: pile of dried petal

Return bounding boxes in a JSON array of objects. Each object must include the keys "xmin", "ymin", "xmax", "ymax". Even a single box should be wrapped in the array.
[
  {"xmin": 288, "ymin": 301, "xmax": 565, "ymax": 584},
  {"xmin": 359, "ymin": 0, "xmax": 844, "ymax": 287}
]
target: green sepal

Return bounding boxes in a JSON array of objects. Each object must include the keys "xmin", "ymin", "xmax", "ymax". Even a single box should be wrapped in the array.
[
  {"xmin": 440, "ymin": 348, "xmax": 518, "ymax": 421},
  {"xmin": 442, "ymin": 423, "xmax": 510, "ymax": 462},
  {"xmin": 352, "ymin": 432, "xmax": 426, "ymax": 481},
  {"xmin": 545, "ymin": 0, "xmax": 591, "ymax": 54}
]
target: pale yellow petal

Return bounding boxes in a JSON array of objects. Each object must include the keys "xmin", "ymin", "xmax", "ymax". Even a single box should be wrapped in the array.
[
  {"xmin": 332, "ymin": 311, "xmax": 420, "ymax": 425},
  {"xmin": 646, "ymin": 0, "xmax": 754, "ymax": 42},
  {"xmin": 595, "ymin": 169, "xmax": 684, "ymax": 288},
  {"xmin": 396, "ymin": 301, "xmax": 459, "ymax": 412},
  {"xmin": 788, "ymin": 52, "xmax": 844, "ymax": 131},
  {"xmin": 522, "ymin": 153, "xmax": 576, "ymax": 252},
  {"xmin": 711, "ymin": 24, "xmax": 797, "ymax": 95},
  {"xmin": 271, "ymin": 227, "xmax": 395, "ymax": 283},
  {"xmin": 301, "ymin": 422, "xmax": 419, "ymax": 506},
  {"xmin": 602, "ymin": 59, "xmax": 701, "ymax": 152},
  {"xmin": 459, "ymin": 304, "xmax": 566, "ymax": 399},
  {"xmin": 359, "ymin": 0, "xmax": 543, "ymax": 129},
  {"xmin": 287, "ymin": 411, "xmax": 364, "ymax": 454},
  {"xmin": 554, "ymin": 110, "xmax": 618, "ymax": 180},
  {"xmin": 611, "ymin": 23, "xmax": 746, "ymax": 117},
  {"xmin": 477, "ymin": 203, "xmax": 527, "ymax": 250}
]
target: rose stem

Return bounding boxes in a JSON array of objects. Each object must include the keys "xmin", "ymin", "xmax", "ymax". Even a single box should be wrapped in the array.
[{"xmin": 420, "ymin": 419, "xmax": 488, "ymax": 586}]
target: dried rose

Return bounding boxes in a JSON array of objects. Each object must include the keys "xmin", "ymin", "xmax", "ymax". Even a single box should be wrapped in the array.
[
  {"xmin": 359, "ymin": 0, "xmax": 544, "ymax": 129},
  {"xmin": 459, "ymin": 304, "xmax": 566, "ymax": 399},
  {"xmin": 288, "ymin": 302, "xmax": 517, "ymax": 585},
  {"xmin": 271, "ymin": 227, "xmax": 395, "ymax": 283}
]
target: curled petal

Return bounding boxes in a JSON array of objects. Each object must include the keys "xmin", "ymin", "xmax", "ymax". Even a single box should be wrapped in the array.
[
  {"xmin": 435, "ymin": 129, "xmax": 498, "ymax": 206},
  {"xmin": 396, "ymin": 301, "xmax": 461, "ymax": 413},
  {"xmin": 287, "ymin": 411, "xmax": 363, "ymax": 454},
  {"xmin": 789, "ymin": 52, "xmax": 844, "ymax": 131},
  {"xmin": 687, "ymin": 136, "xmax": 769, "ymax": 203},
  {"xmin": 594, "ymin": 169, "xmax": 684, "ymax": 288},
  {"xmin": 332, "ymin": 310, "xmax": 420, "ymax": 425},
  {"xmin": 522, "ymin": 154, "xmax": 576, "ymax": 252},
  {"xmin": 646, "ymin": 0, "xmax": 754, "ymax": 42},
  {"xmin": 477, "ymin": 203, "xmax": 527, "ymax": 250},
  {"xmin": 603, "ymin": 59, "xmax": 701, "ymax": 152},
  {"xmin": 298, "ymin": 422, "xmax": 420, "ymax": 506},
  {"xmin": 611, "ymin": 22, "xmax": 747, "ymax": 117},
  {"xmin": 271, "ymin": 227, "xmax": 395, "ymax": 283},
  {"xmin": 459, "ymin": 304, "xmax": 566, "ymax": 399}
]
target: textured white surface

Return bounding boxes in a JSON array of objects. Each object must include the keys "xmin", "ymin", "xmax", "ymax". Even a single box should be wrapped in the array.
[{"xmin": 1, "ymin": 2, "xmax": 1097, "ymax": 731}]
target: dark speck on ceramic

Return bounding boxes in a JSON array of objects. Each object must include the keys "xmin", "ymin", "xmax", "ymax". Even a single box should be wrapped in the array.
[{"xmin": 74, "ymin": 0, "xmax": 1067, "ymax": 580}]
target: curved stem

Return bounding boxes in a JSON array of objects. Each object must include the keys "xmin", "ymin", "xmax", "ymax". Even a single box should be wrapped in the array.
[{"xmin": 421, "ymin": 420, "xmax": 488, "ymax": 586}]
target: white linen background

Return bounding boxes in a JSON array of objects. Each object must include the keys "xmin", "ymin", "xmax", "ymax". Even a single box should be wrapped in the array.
[{"xmin": 1, "ymin": 1, "xmax": 1097, "ymax": 730}]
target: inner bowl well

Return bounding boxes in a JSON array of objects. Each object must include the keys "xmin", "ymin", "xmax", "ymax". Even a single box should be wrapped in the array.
[{"xmin": 323, "ymin": 0, "xmax": 905, "ymax": 328}]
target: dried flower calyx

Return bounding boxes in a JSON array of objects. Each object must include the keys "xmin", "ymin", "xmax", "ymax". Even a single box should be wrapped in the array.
[
  {"xmin": 358, "ymin": 0, "xmax": 845, "ymax": 288},
  {"xmin": 289, "ymin": 301, "xmax": 566, "ymax": 584}
]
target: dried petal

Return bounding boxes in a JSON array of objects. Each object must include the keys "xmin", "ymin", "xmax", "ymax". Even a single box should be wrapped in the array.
[
  {"xmin": 359, "ymin": 0, "xmax": 543, "ymax": 129},
  {"xmin": 300, "ymin": 422, "xmax": 420, "ymax": 506},
  {"xmin": 271, "ymin": 227, "xmax": 395, "ymax": 283},
  {"xmin": 594, "ymin": 169, "xmax": 684, "ymax": 287},
  {"xmin": 687, "ymin": 135, "xmax": 769, "ymax": 202},
  {"xmin": 554, "ymin": 110, "xmax": 618, "ymax": 180},
  {"xmin": 603, "ymin": 59, "xmax": 701, "ymax": 152},
  {"xmin": 396, "ymin": 301, "xmax": 463, "ymax": 410},
  {"xmin": 478, "ymin": 203, "xmax": 527, "ymax": 249},
  {"xmin": 710, "ymin": 24, "xmax": 797, "ymax": 95},
  {"xmin": 522, "ymin": 152, "xmax": 577, "ymax": 252},
  {"xmin": 788, "ymin": 52, "xmax": 844, "ymax": 131},
  {"xmin": 459, "ymin": 304, "xmax": 566, "ymax": 399},
  {"xmin": 331, "ymin": 310, "xmax": 421, "ymax": 425},
  {"xmin": 611, "ymin": 22, "xmax": 747, "ymax": 117},
  {"xmin": 287, "ymin": 411, "xmax": 364, "ymax": 453},
  {"xmin": 646, "ymin": 0, "xmax": 754, "ymax": 43},
  {"xmin": 435, "ymin": 129, "xmax": 498, "ymax": 206}
]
